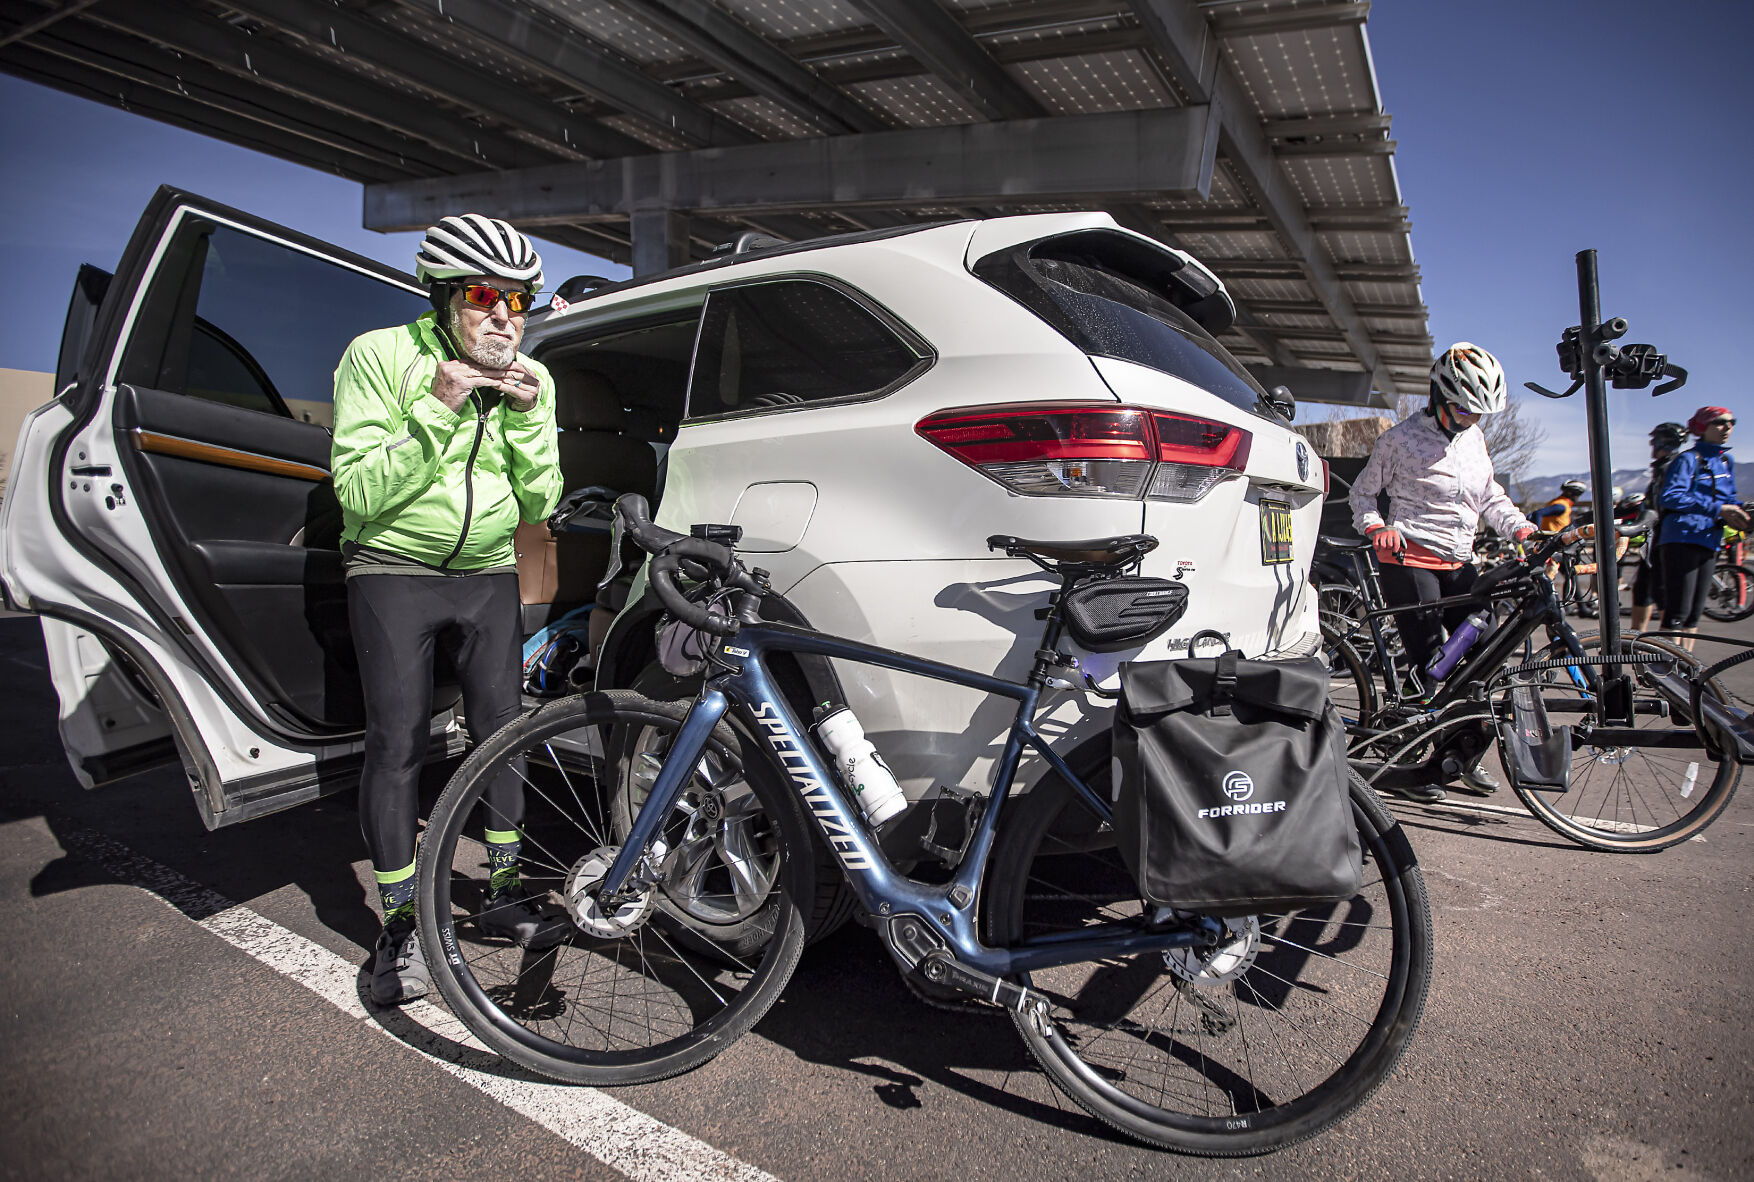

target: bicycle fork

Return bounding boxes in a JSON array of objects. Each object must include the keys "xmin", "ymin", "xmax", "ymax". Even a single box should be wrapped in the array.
[{"xmin": 597, "ymin": 689, "xmax": 730, "ymax": 901}]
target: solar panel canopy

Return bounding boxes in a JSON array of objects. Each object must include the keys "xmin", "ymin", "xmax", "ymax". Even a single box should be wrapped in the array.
[{"xmin": 2, "ymin": 0, "xmax": 1432, "ymax": 406}]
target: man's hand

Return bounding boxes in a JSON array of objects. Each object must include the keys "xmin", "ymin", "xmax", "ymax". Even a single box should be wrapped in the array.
[
  {"xmin": 1720, "ymin": 503, "xmax": 1751, "ymax": 531},
  {"xmin": 1369, "ymin": 526, "xmax": 1404, "ymax": 559},
  {"xmin": 1513, "ymin": 525, "xmax": 1537, "ymax": 542},
  {"xmin": 431, "ymin": 360, "xmax": 539, "ymax": 414}
]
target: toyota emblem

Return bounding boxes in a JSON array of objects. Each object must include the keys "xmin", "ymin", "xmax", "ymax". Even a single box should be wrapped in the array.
[{"xmin": 1295, "ymin": 440, "xmax": 1310, "ymax": 483}]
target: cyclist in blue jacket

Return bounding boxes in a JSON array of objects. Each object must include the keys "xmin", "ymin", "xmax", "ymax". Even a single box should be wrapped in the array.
[{"xmin": 1656, "ymin": 406, "xmax": 1749, "ymax": 648}]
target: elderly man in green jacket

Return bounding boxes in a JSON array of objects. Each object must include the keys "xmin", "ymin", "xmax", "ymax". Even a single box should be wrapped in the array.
[{"xmin": 331, "ymin": 214, "xmax": 567, "ymax": 1005}]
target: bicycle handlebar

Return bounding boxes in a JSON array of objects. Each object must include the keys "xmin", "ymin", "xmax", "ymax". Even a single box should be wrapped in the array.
[{"xmin": 614, "ymin": 494, "xmax": 756, "ymax": 637}]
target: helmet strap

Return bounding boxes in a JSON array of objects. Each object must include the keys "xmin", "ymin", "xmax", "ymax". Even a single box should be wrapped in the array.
[{"xmin": 1427, "ymin": 390, "xmax": 1461, "ymax": 440}]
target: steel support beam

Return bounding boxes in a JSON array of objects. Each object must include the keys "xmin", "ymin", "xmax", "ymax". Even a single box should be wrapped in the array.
[
  {"xmin": 364, "ymin": 106, "xmax": 1216, "ymax": 229},
  {"xmin": 846, "ymin": 0, "xmax": 1044, "ymax": 121},
  {"xmin": 1261, "ymin": 112, "xmax": 1392, "ymax": 140},
  {"xmin": 89, "ymin": 2, "xmax": 544, "ymax": 171},
  {"xmin": 1197, "ymin": 259, "xmax": 1420, "ymax": 282},
  {"xmin": 1246, "ymin": 365, "xmax": 1386, "ymax": 409},
  {"xmin": 1130, "ymin": 0, "xmax": 1391, "ymax": 394},
  {"xmin": 1210, "ymin": 1, "xmax": 1370, "ymax": 38},
  {"xmin": 390, "ymin": 0, "xmax": 755, "ymax": 149},
  {"xmin": 630, "ymin": 209, "xmax": 692, "ymax": 276},
  {"xmin": 616, "ymin": 0, "xmax": 887, "ymax": 135},
  {"xmin": 1250, "ymin": 300, "xmax": 1427, "ymax": 320},
  {"xmin": 7, "ymin": 10, "xmax": 453, "ymax": 178},
  {"xmin": 0, "ymin": 42, "xmax": 421, "ymax": 183},
  {"xmin": 0, "ymin": 0, "xmax": 96, "ymax": 50},
  {"xmin": 216, "ymin": 0, "xmax": 648, "ymax": 159}
]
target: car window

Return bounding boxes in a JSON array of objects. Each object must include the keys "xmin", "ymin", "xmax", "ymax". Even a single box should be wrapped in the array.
[
  {"xmin": 686, "ymin": 279, "xmax": 926, "ymax": 419},
  {"xmin": 118, "ymin": 223, "xmax": 428, "ymax": 424},
  {"xmin": 974, "ymin": 250, "xmax": 1269, "ymax": 417}
]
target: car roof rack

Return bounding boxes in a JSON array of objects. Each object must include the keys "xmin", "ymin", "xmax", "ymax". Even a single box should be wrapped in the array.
[{"xmin": 713, "ymin": 231, "xmax": 786, "ymax": 256}]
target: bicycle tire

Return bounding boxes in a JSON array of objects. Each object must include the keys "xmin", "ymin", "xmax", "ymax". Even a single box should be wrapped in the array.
[
  {"xmin": 1704, "ymin": 562, "xmax": 1754, "ymax": 623},
  {"xmin": 1321, "ymin": 622, "xmax": 1377, "ymax": 730},
  {"xmin": 1508, "ymin": 634, "xmax": 1740, "ymax": 852},
  {"xmin": 985, "ymin": 750, "xmax": 1432, "ymax": 1156},
  {"xmin": 417, "ymin": 689, "xmax": 809, "ymax": 1085}
]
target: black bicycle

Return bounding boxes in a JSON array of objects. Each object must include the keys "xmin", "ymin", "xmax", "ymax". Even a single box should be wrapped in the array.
[
  {"xmin": 413, "ymin": 496, "xmax": 1433, "ymax": 1156},
  {"xmin": 1324, "ymin": 522, "xmax": 1751, "ymax": 852}
]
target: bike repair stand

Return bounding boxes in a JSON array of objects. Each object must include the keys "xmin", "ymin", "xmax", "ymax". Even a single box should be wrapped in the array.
[{"xmin": 1526, "ymin": 249, "xmax": 1689, "ymax": 726}]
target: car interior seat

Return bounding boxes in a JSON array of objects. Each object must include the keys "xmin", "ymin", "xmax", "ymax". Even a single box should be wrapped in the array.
[{"xmin": 512, "ymin": 369, "xmax": 657, "ymax": 636}]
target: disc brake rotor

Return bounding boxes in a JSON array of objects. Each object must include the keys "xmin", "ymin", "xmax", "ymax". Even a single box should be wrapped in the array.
[
  {"xmin": 563, "ymin": 846, "xmax": 654, "ymax": 938},
  {"xmin": 1164, "ymin": 916, "xmax": 1261, "ymax": 987}
]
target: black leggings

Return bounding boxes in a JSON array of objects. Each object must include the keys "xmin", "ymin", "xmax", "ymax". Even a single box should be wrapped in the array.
[
  {"xmin": 1658, "ymin": 543, "xmax": 1716, "ymax": 629},
  {"xmin": 1377, "ymin": 561, "xmax": 1480, "ymax": 673},
  {"xmin": 348, "ymin": 572, "xmax": 524, "ymax": 873}
]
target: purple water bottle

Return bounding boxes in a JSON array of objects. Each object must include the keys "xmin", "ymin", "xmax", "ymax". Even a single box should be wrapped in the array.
[{"xmin": 1426, "ymin": 610, "xmax": 1491, "ymax": 680}]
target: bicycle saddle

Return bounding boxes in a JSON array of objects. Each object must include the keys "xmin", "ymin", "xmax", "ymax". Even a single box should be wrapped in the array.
[
  {"xmin": 987, "ymin": 534, "xmax": 1158, "ymax": 567},
  {"xmin": 1317, "ymin": 534, "xmax": 1374, "ymax": 551}
]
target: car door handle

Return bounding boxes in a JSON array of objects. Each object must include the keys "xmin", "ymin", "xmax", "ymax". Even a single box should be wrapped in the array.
[{"xmin": 71, "ymin": 464, "xmax": 111, "ymax": 477}]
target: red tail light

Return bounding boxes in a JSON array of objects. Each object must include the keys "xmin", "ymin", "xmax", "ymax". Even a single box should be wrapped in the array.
[{"xmin": 916, "ymin": 404, "xmax": 1251, "ymax": 503}]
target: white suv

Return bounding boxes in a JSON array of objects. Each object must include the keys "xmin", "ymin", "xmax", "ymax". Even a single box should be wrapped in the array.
[{"xmin": 1, "ymin": 189, "xmax": 1323, "ymax": 828}]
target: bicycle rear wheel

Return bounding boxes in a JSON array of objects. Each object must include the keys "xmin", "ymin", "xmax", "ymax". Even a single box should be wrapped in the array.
[
  {"xmin": 417, "ymin": 690, "xmax": 809, "ymax": 1084},
  {"xmin": 986, "ymin": 752, "xmax": 1432, "ymax": 1156},
  {"xmin": 1704, "ymin": 562, "xmax": 1754, "ymax": 623},
  {"xmin": 1508, "ymin": 634, "xmax": 1740, "ymax": 852},
  {"xmin": 1321, "ymin": 622, "xmax": 1377, "ymax": 730}
]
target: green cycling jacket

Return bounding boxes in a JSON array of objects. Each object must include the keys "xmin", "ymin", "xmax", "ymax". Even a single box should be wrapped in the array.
[{"xmin": 330, "ymin": 312, "xmax": 562, "ymax": 570}]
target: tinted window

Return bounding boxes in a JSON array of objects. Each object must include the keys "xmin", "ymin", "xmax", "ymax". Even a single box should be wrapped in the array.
[
  {"xmin": 687, "ymin": 279, "xmax": 924, "ymax": 418},
  {"xmin": 121, "ymin": 223, "xmax": 427, "ymax": 424},
  {"xmin": 976, "ymin": 251, "xmax": 1269, "ymax": 416}
]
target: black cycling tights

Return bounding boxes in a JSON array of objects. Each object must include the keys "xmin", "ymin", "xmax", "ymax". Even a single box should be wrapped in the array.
[
  {"xmin": 1377, "ymin": 561, "xmax": 1480, "ymax": 673},
  {"xmin": 1658, "ymin": 542, "xmax": 1716, "ymax": 630},
  {"xmin": 348, "ymin": 572, "xmax": 524, "ymax": 873}
]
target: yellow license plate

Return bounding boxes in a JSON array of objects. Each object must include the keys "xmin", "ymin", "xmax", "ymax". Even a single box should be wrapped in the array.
[{"xmin": 1260, "ymin": 499, "xmax": 1293, "ymax": 564}]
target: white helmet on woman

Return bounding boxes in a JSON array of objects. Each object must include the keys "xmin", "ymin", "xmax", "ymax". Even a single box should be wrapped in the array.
[
  {"xmin": 414, "ymin": 214, "xmax": 544, "ymax": 292},
  {"xmin": 1430, "ymin": 342, "xmax": 1508, "ymax": 414}
]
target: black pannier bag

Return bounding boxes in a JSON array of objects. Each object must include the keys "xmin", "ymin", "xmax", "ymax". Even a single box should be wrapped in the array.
[
  {"xmin": 1061, "ymin": 576, "xmax": 1188, "ymax": 652},
  {"xmin": 1112, "ymin": 639, "xmax": 1362, "ymax": 916}
]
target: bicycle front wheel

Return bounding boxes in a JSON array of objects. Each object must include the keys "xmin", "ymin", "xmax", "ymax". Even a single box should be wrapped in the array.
[
  {"xmin": 986, "ymin": 754, "xmax": 1432, "ymax": 1156},
  {"xmin": 1509, "ymin": 634, "xmax": 1740, "ymax": 852},
  {"xmin": 417, "ymin": 690, "xmax": 809, "ymax": 1085},
  {"xmin": 1321, "ymin": 622, "xmax": 1377, "ymax": 730}
]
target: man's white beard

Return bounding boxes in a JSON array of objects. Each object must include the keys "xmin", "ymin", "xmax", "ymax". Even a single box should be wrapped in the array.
[{"xmin": 467, "ymin": 332, "xmax": 516, "ymax": 368}]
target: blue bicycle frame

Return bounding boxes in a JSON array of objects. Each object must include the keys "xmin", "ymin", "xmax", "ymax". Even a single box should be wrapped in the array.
[{"xmin": 596, "ymin": 619, "xmax": 1212, "ymax": 977}]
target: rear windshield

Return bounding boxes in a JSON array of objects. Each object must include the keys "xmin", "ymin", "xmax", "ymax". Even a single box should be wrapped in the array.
[{"xmin": 974, "ymin": 249, "xmax": 1269, "ymax": 416}]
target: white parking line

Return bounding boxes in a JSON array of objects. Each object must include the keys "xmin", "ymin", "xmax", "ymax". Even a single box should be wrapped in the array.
[{"xmin": 59, "ymin": 826, "xmax": 779, "ymax": 1182}]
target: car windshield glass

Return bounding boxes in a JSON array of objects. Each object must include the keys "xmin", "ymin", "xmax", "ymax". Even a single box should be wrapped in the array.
[{"xmin": 1027, "ymin": 256, "xmax": 1268, "ymax": 413}]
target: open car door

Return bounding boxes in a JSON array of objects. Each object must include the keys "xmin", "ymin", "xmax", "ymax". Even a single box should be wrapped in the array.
[{"xmin": 0, "ymin": 186, "xmax": 462, "ymax": 827}]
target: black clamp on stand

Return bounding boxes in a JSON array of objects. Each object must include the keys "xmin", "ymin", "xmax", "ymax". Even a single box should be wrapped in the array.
[{"xmin": 1525, "ymin": 251, "xmax": 1688, "ymax": 726}]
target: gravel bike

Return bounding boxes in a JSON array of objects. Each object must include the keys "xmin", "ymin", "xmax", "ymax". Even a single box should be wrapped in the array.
[
  {"xmin": 415, "ymin": 496, "xmax": 1433, "ymax": 1157},
  {"xmin": 1324, "ymin": 522, "xmax": 1753, "ymax": 852}
]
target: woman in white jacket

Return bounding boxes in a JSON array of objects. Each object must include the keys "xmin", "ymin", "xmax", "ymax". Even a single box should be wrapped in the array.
[{"xmin": 1349, "ymin": 342, "xmax": 1539, "ymax": 798}]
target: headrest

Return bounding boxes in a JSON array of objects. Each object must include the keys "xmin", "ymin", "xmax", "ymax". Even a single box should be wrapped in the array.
[{"xmin": 553, "ymin": 370, "xmax": 624, "ymax": 431}]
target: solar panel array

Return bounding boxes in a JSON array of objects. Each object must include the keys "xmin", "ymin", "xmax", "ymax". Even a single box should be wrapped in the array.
[{"xmin": 1, "ymin": 0, "xmax": 1431, "ymax": 402}]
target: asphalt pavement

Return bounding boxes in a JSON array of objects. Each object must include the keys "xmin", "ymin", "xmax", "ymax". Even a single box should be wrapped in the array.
[{"xmin": 2, "ymin": 599, "xmax": 1752, "ymax": 1181}]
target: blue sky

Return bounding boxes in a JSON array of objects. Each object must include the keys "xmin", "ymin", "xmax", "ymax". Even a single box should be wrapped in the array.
[{"xmin": 0, "ymin": 0, "xmax": 1748, "ymax": 476}]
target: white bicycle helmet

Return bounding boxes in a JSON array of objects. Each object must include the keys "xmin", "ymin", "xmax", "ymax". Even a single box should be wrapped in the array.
[
  {"xmin": 1430, "ymin": 342, "xmax": 1508, "ymax": 414},
  {"xmin": 415, "ymin": 214, "xmax": 544, "ymax": 293}
]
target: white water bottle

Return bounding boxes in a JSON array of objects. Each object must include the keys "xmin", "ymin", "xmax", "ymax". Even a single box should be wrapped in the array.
[{"xmin": 813, "ymin": 706, "xmax": 908, "ymax": 826}]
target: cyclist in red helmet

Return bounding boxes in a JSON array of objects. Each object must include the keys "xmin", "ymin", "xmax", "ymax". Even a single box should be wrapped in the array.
[{"xmin": 1655, "ymin": 407, "xmax": 1749, "ymax": 649}]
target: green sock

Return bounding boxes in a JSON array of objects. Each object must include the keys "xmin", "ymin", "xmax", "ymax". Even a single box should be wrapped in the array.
[
  {"xmin": 376, "ymin": 861, "xmax": 416, "ymax": 924},
  {"xmin": 485, "ymin": 829, "xmax": 521, "ymax": 894}
]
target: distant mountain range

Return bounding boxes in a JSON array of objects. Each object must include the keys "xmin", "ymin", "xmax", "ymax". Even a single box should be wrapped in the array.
[{"xmin": 1515, "ymin": 462, "xmax": 1754, "ymax": 508}]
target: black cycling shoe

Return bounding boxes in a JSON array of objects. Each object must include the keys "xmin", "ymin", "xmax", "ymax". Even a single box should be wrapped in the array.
[
  {"xmin": 1382, "ymin": 782, "xmax": 1446, "ymax": 804},
  {"xmin": 479, "ymin": 880, "xmax": 573, "ymax": 950},
  {"xmin": 370, "ymin": 915, "xmax": 430, "ymax": 1006}
]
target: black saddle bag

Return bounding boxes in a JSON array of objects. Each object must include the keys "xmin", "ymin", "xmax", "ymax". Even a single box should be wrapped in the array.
[{"xmin": 1112, "ymin": 642, "xmax": 1362, "ymax": 916}]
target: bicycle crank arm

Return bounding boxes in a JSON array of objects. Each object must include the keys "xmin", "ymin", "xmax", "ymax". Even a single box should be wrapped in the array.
[{"xmin": 883, "ymin": 914, "xmax": 1050, "ymax": 1019}]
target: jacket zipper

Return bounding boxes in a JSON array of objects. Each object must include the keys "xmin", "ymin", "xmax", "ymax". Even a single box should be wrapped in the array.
[{"xmin": 440, "ymin": 393, "xmax": 487, "ymax": 570}]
